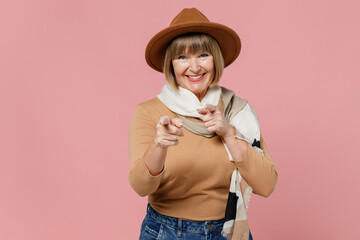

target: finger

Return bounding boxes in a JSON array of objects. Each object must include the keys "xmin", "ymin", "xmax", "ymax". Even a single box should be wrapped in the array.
[
  {"xmin": 171, "ymin": 118, "xmax": 183, "ymax": 128},
  {"xmin": 176, "ymin": 129, "xmax": 184, "ymax": 136},
  {"xmin": 161, "ymin": 134, "xmax": 179, "ymax": 141},
  {"xmin": 165, "ymin": 139, "xmax": 179, "ymax": 146},
  {"xmin": 167, "ymin": 125, "xmax": 184, "ymax": 136},
  {"xmin": 156, "ymin": 138, "xmax": 179, "ymax": 147},
  {"xmin": 197, "ymin": 108, "xmax": 209, "ymax": 115},
  {"xmin": 159, "ymin": 116, "xmax": 171, "ymax": 126},
  {"xmin": 204, "ymin": 119, "xmax": 217, "ymax": 128},
  {"xmin": 201, "ymin": 113, "xmax": 214, "ymax": 122},
  {"xmin": 207, "ymin": 125, "xmax": 218, "ymax": 133},
  {"xmin": 202, "ymin": 110, "xmax": 224, "ymax": 123},
  {"xmin": 166, "ymin": 139, "xmax": 179, "ymax": 146},
  {"xmin": 205, "ymin": 104, "xmax": 217, "ymax": 113}
]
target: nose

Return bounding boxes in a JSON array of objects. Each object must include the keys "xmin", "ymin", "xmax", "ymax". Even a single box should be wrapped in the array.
[{"xmin": 188, "ymin": 58, "xmax": 201, "ymax": 72}]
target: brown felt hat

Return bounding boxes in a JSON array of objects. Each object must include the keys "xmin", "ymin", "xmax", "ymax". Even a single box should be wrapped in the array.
[{"xmin": 145, "ymin": 8, "xmax": 241, "ymax": 72}]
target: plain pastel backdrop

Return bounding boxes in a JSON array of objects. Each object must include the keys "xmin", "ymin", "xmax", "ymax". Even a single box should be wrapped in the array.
[{"xmin": 0, "ymin": 0, "xmax": 359, "ymax": 239}]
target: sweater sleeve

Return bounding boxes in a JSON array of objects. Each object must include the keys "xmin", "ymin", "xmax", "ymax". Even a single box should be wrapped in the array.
[
  {"xmin": 235, "ymin": 135, "xmax": 278, "ymax": 197},
  {"xmin": 128, "ymin": 104, "xmax": 164, "ymax": 197}
]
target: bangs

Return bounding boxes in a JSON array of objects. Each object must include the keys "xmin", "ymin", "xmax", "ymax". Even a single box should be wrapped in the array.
[{"xmin": 168, "ymin": 33, "xmax": 215, "ymax": 58}]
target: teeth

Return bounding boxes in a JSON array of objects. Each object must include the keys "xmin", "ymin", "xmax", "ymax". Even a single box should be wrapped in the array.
[{"xmin": 187, "ymin": 73, "xmax": 204, "ymax": 79}]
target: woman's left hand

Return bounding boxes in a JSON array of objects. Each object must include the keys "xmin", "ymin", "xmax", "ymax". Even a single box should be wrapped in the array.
[{"xmin": 197, "ymin": 104, "xmax": 235, "ymax": 138}]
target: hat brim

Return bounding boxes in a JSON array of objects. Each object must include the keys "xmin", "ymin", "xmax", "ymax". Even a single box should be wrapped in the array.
[{"xmin": 145, "ymin": 22, "xmax": 241, "ymax": 72}]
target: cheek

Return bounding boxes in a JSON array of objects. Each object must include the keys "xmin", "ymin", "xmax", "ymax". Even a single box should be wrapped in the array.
[
  {"xmin": 206, "ymin": 65, "xmax": 215, "ymax": 80},
  {"xmin": 204, "ymin": 59, "xmax": 215, "ymax": 75},
  {"xmin": 172, "ymin": 62, "xmax": 185, "ymax": 76}
]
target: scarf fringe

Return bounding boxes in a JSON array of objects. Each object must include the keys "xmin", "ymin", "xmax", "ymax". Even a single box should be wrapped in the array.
[{"xmin": 244, "ymin": 186, "xmax": 253, "ymax": 212}]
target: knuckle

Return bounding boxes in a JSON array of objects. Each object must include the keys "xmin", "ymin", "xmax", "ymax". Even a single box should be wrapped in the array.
[{"xmin": 170, "ymin": 126, "xmax": 178, "ymax": 133}]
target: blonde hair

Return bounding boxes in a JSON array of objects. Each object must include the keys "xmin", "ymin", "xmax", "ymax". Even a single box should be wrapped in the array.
[{"xmin": 163, "ymin": 33, "xmax": 224, "ymax": 90}]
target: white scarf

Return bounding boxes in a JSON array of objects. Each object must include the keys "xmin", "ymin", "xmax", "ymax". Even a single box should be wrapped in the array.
[{"xmin": 157, "ymin": 84, "xmax": 222, "ymax": 118}]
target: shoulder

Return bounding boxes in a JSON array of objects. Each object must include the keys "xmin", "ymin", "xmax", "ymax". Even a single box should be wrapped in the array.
[
  {"xmin": 242, "ymin": 103, "xmax": 259, "ymax": 121},
  {"xmin": 220, "ymin": 86, "xmax": 248, "ymax": 110},
  {"xmin": 135, "ymin": 97, "xmax": 171, "ymax": 114},
  {"xmin": 136, "ymin": 97, "xmax": 163, "ymax": 111},
  {"xmin": 231, "ymin": 102, "xmax": 260, "ymax": 128},
  {"xmin": 132, "ymin": 97, "xmax": 175, "ymax": 124}
]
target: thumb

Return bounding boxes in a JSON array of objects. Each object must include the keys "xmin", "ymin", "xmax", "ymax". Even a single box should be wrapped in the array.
[{"xmin": 171, "ymin": 118, "xmax": 183, "ymax": 128}]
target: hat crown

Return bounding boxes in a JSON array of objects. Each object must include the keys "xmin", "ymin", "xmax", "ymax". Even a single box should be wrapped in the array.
[{"xmin": 170, "ymin": 8, "xmax": 210, "ymax": 26}]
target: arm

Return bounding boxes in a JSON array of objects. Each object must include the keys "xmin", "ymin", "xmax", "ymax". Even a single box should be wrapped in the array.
[
  {"xmin": 128, "ymin": 105, "xmax": 183, "ymax": 197},
  {"xmin": 128, "ymin": 105, "xmax": 161, "ymax": 197},
  {"xmin": 198, "ymin": 104, "xmax": 278, "ymax": 197},
  {"xmin": 224, "ymin": 133, "xmax": 278, "ymax": 197}
]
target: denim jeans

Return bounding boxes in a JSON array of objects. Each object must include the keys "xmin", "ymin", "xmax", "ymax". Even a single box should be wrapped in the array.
[{"xmin": 139, "ymin": 204, "xmax": 253, "ymax": 240}]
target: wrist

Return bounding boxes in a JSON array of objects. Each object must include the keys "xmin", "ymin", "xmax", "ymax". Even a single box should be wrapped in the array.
[{"xmin": 222, "ymin": 125, "xmax": 236, "ymax": 141}]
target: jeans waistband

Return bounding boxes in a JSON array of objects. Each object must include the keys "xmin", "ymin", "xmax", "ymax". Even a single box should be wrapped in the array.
[{"xmin": 146, "ymin": 204, "xmax": 224, "ymax": 232}]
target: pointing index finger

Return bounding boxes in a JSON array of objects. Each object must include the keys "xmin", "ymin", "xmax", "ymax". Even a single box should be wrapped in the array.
[
  {"xmin": 159, "ymin": 116, "xmax": 170, "ymax": 126},
  {"xmin": 205, "ymin": 104, "xmax": 217, "ymax": 113}
]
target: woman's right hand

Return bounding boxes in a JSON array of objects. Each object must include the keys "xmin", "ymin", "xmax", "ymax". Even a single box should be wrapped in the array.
[
  {"xmin": 154, "ymin": 116, "xmax": 184, "ymax": 148},
  {"xmin": 143, "ymin": 116, "xmax": 184, "ymax": 176}
]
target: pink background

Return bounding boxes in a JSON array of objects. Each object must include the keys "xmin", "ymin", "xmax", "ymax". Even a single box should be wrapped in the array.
[{"xmin": 1, "ymin": 0, "xmax": 359, "ymax": 239}]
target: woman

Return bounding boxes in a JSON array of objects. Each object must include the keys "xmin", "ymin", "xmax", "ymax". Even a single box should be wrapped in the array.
[{"xmin": 129, "ymin": 8, "xmax": 278, "ymax": 240}]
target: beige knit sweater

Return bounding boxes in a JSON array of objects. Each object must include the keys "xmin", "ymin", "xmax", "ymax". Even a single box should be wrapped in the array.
[{"xmin": 128, "ymin": 97, "xmax": 278, "ymax": 221}]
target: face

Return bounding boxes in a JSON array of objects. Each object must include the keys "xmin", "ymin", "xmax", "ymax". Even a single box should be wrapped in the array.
[{"xmin": 172, "ymin": 51, "xmax": 215, "ymax": 101}]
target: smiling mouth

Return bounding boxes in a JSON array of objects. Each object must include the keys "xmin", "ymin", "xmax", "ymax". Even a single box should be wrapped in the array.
[{"xmin": 186, "ymin": 73, "xmax": 206, "ymax": 81}]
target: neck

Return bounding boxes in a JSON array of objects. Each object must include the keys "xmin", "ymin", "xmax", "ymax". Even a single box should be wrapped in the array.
[{"xmin": 195, "ymin": 88, "xmax": 208, "ymax": 101}]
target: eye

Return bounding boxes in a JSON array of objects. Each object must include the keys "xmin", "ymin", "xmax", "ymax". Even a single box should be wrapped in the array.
[
  {"xmin": 199, "ymin": 53, "xmax": 209, "ymax": 58},
  {"xmin": 178, "ymin": 55, "xmax": 186, "ymax": 60}
]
